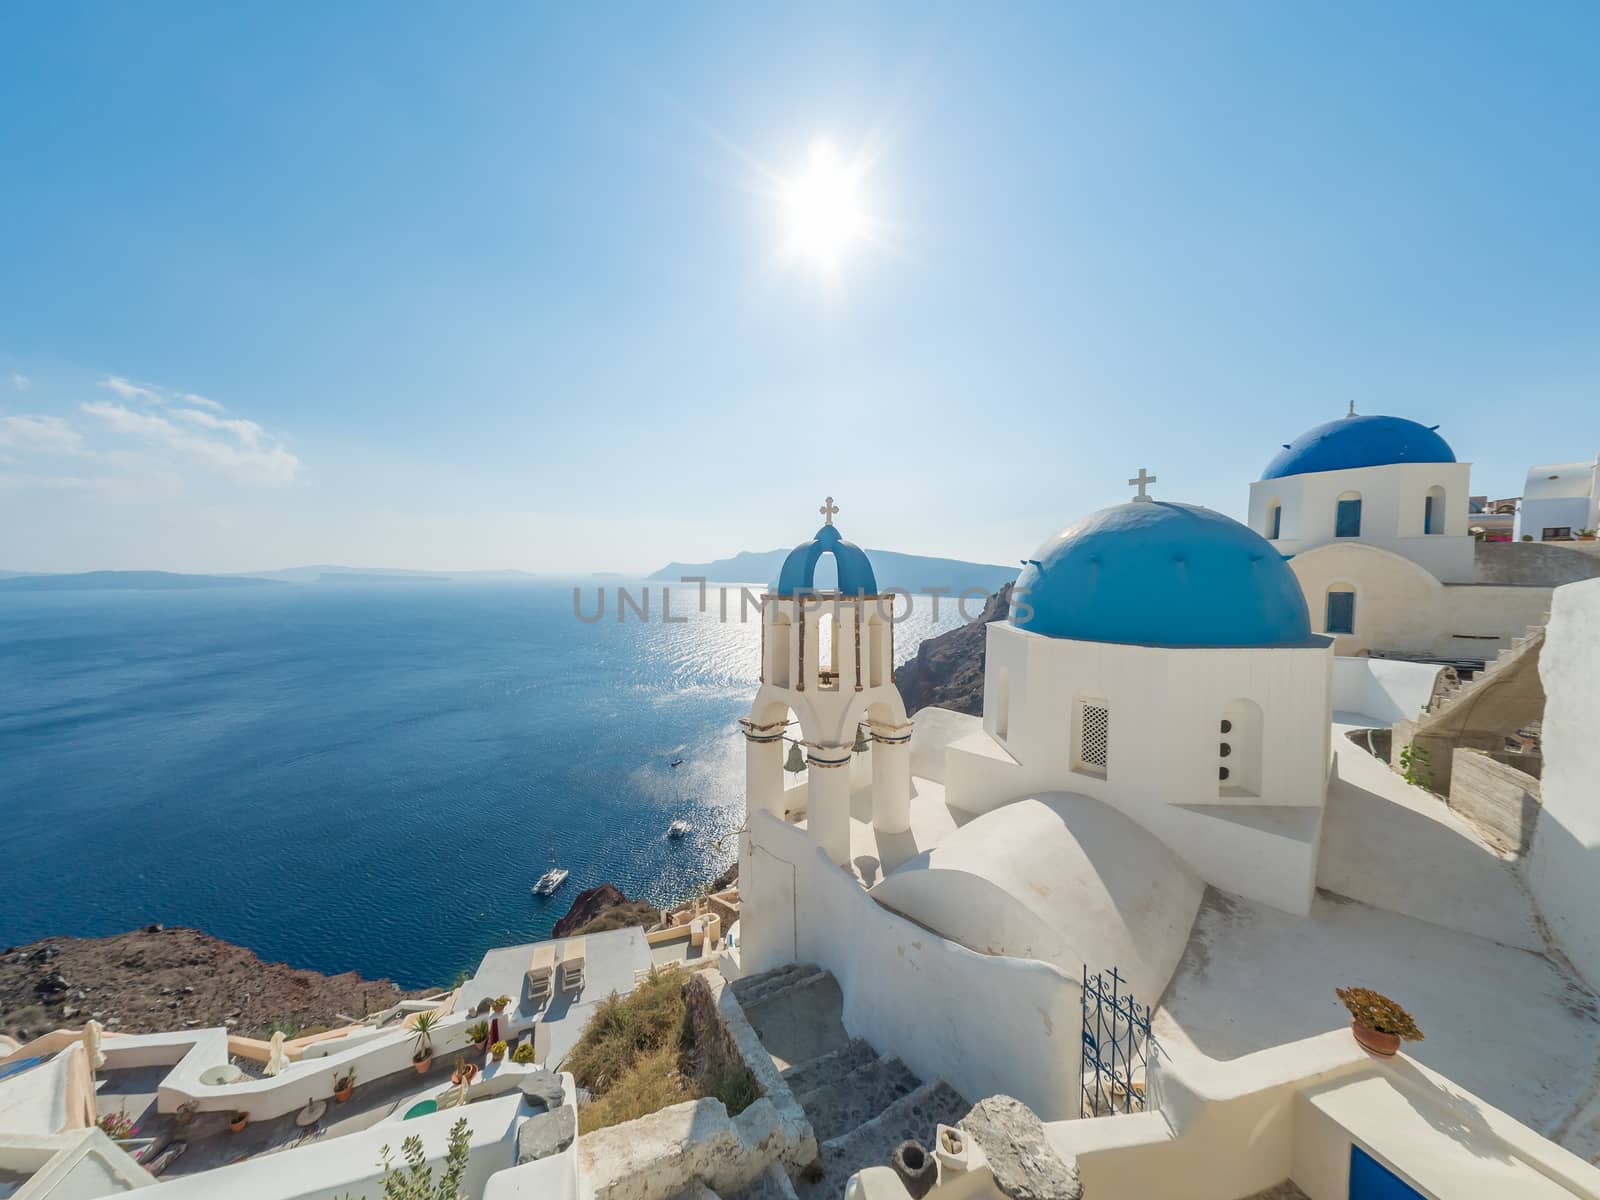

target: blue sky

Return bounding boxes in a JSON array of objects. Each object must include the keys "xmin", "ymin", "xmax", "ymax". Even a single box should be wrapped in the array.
[{"xmin": 1, "ymin": 2, "xmax": 1596, "ymax": 574}]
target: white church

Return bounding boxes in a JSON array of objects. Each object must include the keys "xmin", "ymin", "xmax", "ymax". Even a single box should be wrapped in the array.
[{"xmin": 733, "ymin": 420, "xmax": 1600, "ymax": 1197}]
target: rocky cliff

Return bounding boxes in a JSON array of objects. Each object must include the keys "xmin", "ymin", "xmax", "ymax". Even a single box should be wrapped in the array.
[
  {"xmin": 894, "ymin": 583, "xmax": 1012, "ymax": 716},
  {"xmin": 0, "ymin": 926, "xmax": 426, "ymax": 1042}
]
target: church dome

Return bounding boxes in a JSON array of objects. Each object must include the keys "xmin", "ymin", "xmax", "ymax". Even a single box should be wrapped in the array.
[
  {"xmin": 774, "ymin": 521, "xmax": 878, "ymax": 596},
  {"xmin": 1011, "ymin": 500, "xmax": 1311, "ymax": 647},
  {"xmin": 1261, "ymin": 414, "xmax": 1454, "ymax": 480}
]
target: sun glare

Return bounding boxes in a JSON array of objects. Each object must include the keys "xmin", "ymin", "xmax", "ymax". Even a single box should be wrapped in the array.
[{"xmin": 782, "ymin": 140, "xmax": 865, "ymax": 272}]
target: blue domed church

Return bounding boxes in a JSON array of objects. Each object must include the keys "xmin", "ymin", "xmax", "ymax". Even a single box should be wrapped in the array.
[{"xmin": 942, "ymin": 473, "xmax": 1334, "ymax": 918}]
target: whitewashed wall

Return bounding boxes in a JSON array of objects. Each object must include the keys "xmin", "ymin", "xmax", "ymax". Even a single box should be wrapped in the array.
[
  {"xmin": 1329, "ymin": 657, "xmax": 1444, "ymax": 723},
  {"xmin": 1248, "ymin": 460, "xmax": 1476, "ymax": 582},
  {"xmin": 742, "ymin": 812, "xmax": 1082, "ymax": 1120},
  {"xmin": 1523, "ymin": 579, "xmax": 1600, "ymax": 991},
  {"xmin": 952, "ymin": 624, "xmax": 1331, "ymax": 915},
  {"xmin": 1288, "ymin": 542, "xmax": 1552, "ymax": 657}
]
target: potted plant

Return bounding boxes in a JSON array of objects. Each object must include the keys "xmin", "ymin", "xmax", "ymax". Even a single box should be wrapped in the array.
[
  {"xmin": 98, "ymin": 1111, "xmax": 137, "ymax": 1140},
  {"xmin": 1578, "ymin": 528, "xmax": 1597, "ymax": 542},
  {"xmin": 228, "ymin": 1110, "xmax": 250, "ymax": 1133},
  {"xmin": 1336, "ymin": 986, "xmax": 1423, "ymax": 1057},
  {"xmin": 466, "ymin": 1020, "xmax": 490, "ymax": 1053},
  {"xmin": 174, "ymin": 1100, "xmax": 197, "ymax": 1127},
  {"xmin": 490, "ymin": 1039, "xmax": 508, "ymax": 1062},
  {"xmin": 512, "ymin": 1042, "xmax": 537, "ymax": 1065},
  {"xmin": 333, "ymin": 1068, "xmax": 356, "ymax": 1103},
  {"xmin": 492, "ymin": 995, "xmax": 511, "ymax": 1014},
  {"xmin": 411, "ymin": 1011, "xmax": 440, "ymax": 1074}
]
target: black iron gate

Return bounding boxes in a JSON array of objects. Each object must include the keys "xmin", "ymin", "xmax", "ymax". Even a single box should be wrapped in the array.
[{"xmin": 1081, "ymin": 965, "xmax": 1158, "ymax": 1117}]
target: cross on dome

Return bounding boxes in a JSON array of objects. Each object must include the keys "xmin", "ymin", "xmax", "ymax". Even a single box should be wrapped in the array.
[
  {"xmin": 819, "ymin": 496, "xmax": 840, "ymax": 525},
  {"xmin": 1127, "ymin": 468, "xmax": 1157, "ymax": 503}
]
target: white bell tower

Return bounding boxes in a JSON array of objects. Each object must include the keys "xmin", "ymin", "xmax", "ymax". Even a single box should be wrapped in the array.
[{"xmin": 740, "ymin": 499, "xmax": 913, "ymax": 867}]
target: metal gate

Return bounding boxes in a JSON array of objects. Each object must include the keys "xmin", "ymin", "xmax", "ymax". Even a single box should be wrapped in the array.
[{"xmin": 1081, "ymin": 965, "xmax": 1158, "ymax": 1117}]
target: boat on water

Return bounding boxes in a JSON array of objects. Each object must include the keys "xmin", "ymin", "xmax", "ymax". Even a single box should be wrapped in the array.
[
  {"xmin": 532, "ymin": 839, "xmax": 569, "ymax": 896},
  {"xmin": 667, "ymin": 819, "xmax": 692, "ymax": 839},
  {"xmin": 670, "ymin": 758, "xmax": 684, "ymax": 767}
]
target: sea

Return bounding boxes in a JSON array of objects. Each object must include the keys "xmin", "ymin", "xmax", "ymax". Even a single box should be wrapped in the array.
[{"xmin": 0, "ymin": 580, "xmax": 967, "ymax": 988}]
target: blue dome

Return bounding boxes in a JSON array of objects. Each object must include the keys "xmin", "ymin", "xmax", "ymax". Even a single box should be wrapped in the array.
[
  {"xmin": 774, "ymin": 524, "xmax": 879, "ymax": 596},
  {"xmin": 1262, "ymin": 414, "xmax": 1454, "ymax": 480},
  {"xmin": 1012, "ymin": 501, "xmax": 1312, "ymax": 647}
]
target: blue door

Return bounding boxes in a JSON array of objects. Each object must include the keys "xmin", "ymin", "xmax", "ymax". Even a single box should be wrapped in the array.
[
  {"xmin": 1350, "ymin": 1145, "xmax": 1425, "ymax": 1199},
  {"xmin": 1336, "ymin": 498, "xmax": 1363, "ymax": 537},
  {"xmin": 1326, "ymin": 590, "xmax": 1356, "ymax": 634}
]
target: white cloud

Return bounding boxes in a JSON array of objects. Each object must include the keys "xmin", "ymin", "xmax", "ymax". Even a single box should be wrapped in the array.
[
  {"xmin": 82, "ymin": 400, "xmax": 300, "ymax": 485},
  {"xmin": 0, "ymin": 414, "xmax": 83, "ymax": 454},
  {"xmin": 10, "ymin": 373, "xmax": 29, "ymax": 392},
  {"xmin": 99, "ymin": 375, "xmax": 164, "ymax": 405},
  {"xmin": 171, "ymin": 406, "xmax": 266, "ymax": 448},
  {"xmin": 177, "ymin": 391, "xmax": 224, "ymax": 411}
]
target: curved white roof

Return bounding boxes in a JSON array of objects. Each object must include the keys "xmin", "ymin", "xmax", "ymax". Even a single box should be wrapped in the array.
[
  {"xmin": 867, "ymin": 793, "xmax": 1204, "ymax": 1003},
  {"xmin": 1523, "ymin": 460, "xmax": 1597, "ymax": 501}
]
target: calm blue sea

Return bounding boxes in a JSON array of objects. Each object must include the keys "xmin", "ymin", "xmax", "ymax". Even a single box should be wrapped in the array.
[{"xmin": 0, "ymin": 580, "xmax": 960, "ymax": 988}]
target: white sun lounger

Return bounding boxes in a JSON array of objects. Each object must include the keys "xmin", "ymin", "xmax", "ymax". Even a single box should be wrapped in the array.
[
  {"xmin": 559, "ymin": 937, "xmax": 586, "ymax": 993},
  {"xmin": 526, "ymin": 942, "xmax": 557, "ymax": 1003}
]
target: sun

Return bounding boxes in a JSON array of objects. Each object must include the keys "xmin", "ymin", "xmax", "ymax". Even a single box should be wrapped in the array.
[{"xmin": 782, "ymin": 140, "xmax": 865, "ymax": 272}]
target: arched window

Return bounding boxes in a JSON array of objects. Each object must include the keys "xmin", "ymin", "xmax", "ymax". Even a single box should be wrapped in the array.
[
  {"xmin": 768, "ymin": 612, "xmax": 791, "ymax": 688},
  {"xmin": 1335, "ymin": 491, "xmax": 1362, "ymax": 538},
  {"xmin": 1266, "ymin": 500, "xmax": 1282, "ymax": 541},
  {"xmin": 1218, "ymin": 699, "xmax": 1263, "ymax": 796},
  {"xmin": 1325, "ymin": 585, "xmax": 1356, "ymax": 635},
  {"xmin": 992, "ymin": 666, "xmax": 1010, "ymax": 742},
  {"xmin": 1424, "ymin": 485, "xmax": 1446, "ymax": 535}
]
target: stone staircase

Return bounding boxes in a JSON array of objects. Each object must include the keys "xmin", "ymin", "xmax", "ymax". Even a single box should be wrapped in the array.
[
  {"xmin": 728, "ymin": 965, "xmax": 970, "ymax": 1200},
  {"xmin": 1423, "ymin": 620, "xmax": 1547, "ymax": 720}
]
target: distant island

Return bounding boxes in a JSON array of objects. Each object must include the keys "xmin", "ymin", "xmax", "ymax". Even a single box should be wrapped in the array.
[
  {"xmin": 650, "ymin": 548, "xmax": 1017, "ymax": 596},
  {"xmin": 0, "ymin": 570, "xmax": 284, "ymax": 592}
]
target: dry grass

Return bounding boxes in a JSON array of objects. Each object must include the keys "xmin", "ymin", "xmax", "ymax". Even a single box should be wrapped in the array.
[{"xmin": 569, "ymin": 969, "xmax": 761, "ymax": 1135}]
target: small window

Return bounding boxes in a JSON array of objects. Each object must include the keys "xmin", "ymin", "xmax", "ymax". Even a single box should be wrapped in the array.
[
  {"xmin": 1326, "ymin": 588, "xmax": 1356, "ymax": 635},
  {"xmin": 1219, "ymin": 766, "xmax": 1230, "ymax": 781},
  {"xmin": 1219, "ymin": 742, "xmax": 1232, "ymax": 758},
  {"xmin": 1268, "ymin": 503, "xmax": 1282, "ymax": 541},
  {"xmin": 1543, "ymin": 527, "xmax": 1573, "ymax": 541},
  {"xmin": 1336, "ymin": 497, "xmax": 1362, "ymax": 538},
  {"xmin": 1424, "ymin": 485, "xmax": 1446, "ymax": 535},
  {"xmin": 1074, "ymin": 699, "xmax": 1110, "ymax": 778},
  {"xmin": 1220, "ymin": 719, "xmax": 1232, "ymax": 734}
]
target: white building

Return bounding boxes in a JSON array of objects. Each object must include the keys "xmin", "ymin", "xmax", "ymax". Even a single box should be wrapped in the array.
[
  {"xmin": 1515, "ymin": 455, "xmax": 1600, "ymax": 542},
  {"xmin": 1246, "ymin": 410, "xmax": 1559, "ymax": 657}
]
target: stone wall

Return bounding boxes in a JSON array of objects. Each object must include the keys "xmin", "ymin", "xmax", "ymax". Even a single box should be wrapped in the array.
[
  {"xmin": 1448, "ymin": 749, "xmax": 1541, "ymax": 856},
  {"xmin": 1475, "ymin": 540, "xmax": 1600, "ymax": 587}
]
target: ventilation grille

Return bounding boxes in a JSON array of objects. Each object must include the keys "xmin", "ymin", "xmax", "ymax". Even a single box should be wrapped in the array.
[{"xmin": 1081, "ymin": 704, "xmax": 1110, "ymax": 770}]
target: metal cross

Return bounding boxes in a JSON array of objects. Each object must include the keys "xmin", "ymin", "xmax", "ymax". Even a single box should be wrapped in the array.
[
  {"xmin": 1347, "ymin": 399, "xmax": 1357, "ymax": 418},
  {"xmin": 819, "ymin": 496, "xmax": 840, "ymax": 525},
  {"xmin": 1127, "ymin": 469, "xmax": 1156, "ymax": 502}
]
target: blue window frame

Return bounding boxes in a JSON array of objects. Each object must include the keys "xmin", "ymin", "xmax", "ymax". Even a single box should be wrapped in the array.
[
  {"xmin": 1270, "ymin": 505, "xmax": 1282, "ymax": 540},
  {"xmin": 1423, "ymin": 494, "xmax": 1435, "ymax": 535},
  {"xmin": 1327, "ymin": 589, "xmax": 1355, "ymax": 634},
  {"xmin": 1349, "ymin": 1144, "xmax": 1424, "ymax": 1198},
  {"xmin": 1336, "ymin": 497, "xmax": 1362, "ymax": 538}
]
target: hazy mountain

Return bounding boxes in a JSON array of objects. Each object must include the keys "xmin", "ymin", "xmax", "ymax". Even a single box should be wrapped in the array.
[
  {"xmin": 0, "ymin": 571, "xmax": 284, "ymax": 592},
  {"xmin": 649, "ymin": 548, "xmax": 1017, "ymax": 596},
  {"xmin": 244, "ymin": 565, "xmax": 541, "ymax": 583}
]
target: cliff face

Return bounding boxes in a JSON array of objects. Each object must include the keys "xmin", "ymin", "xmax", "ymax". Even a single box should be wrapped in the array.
[
  {"xmin": 894, "ymin": 583, "xmax": 1012, "ymax": 716},
  {"xmin": 552, "ymin": 884, "xmax": 659, "ymax": 937},
  {"xmin": 0, "ymin": 926, "xmax": 425, "ymax": 1042}
]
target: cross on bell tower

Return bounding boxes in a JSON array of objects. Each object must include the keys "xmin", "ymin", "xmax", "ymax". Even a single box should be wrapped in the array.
[
  {"xmin": 1128, "ymin": 468, "xmax": 1157, "ymax": 503},
  {"xmin": 819, "ymin": 496, "xmax": 840, "ymax": 525}
]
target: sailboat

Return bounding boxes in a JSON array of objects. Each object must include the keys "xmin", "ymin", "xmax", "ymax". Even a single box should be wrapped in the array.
[{"xmin": 532, "ymin": 838, "xmax": 569, "ymax": 896}]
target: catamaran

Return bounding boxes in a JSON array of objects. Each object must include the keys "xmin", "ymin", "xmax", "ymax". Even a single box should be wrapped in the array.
[{"xmin": 532, "ymin": 839, "xmax": 569, "ymax": 896}]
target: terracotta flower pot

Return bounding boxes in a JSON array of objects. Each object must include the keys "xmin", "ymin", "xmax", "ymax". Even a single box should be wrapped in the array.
[
  {"xmin": 1350, "ymin": 1018, "xmax": 1400, "ymax": 1057},
  {"xmin": 463, "ymin": 1063, "xmax": 478, "ymax": 1084},
  {"xmin": 334, "ymin": 1084, "xmax": 353, "ymax": 1103},
  {"xmin": 414, "ymin": 1055, "xmax": 432, "ymax": 1074},
  {"xmin": 229, "ymin": 1114, "xmax": 249, "ymax": 1133}
]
